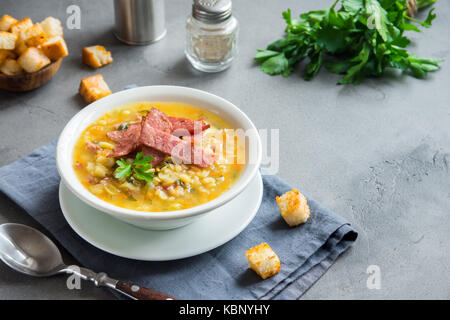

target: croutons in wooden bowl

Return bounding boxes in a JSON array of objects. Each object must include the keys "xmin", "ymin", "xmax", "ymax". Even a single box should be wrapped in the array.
[
  {"xmin": 0, "ymin": 15, "xmax": 68, "ymax": 91},
  {"xmin": 0, "ymin": 57, "xmax": 62, "ymax": 91}
]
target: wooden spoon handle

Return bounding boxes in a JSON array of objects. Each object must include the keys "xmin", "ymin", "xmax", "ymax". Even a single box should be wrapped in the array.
[{"xmin": 115, "ymin": 281, "xmax": 177, "ymax": 300}]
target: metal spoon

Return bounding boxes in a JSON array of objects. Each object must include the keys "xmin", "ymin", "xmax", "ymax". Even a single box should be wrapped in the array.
[{"xmin": 0, "ymin": 223, "xmax": 176, "ymax": 300}]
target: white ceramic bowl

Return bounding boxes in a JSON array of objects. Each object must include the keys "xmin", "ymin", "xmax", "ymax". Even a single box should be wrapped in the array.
[{"xmin": 57, "ymin": 86, "xmax": 262, "ymax": 230}]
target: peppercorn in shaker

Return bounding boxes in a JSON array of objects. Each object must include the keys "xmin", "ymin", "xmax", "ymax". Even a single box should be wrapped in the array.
[{"xmin": 185, "ymin": 0, "xmax": 239, "ymax": 72}]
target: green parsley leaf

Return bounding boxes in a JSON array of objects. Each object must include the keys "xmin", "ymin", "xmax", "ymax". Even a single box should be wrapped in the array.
[
  {"xmin": 254, "ymin": 50, "xmax": 281, "ymax": 62},
  {"xmin": 114, "ymin": 159, "xmax": 132, "ymax": 179},
  {"xmin": 260, "ymin": 53, "xmax": 289, "ymax": 75},
  {"xmin": 417, "ymin": 0, "xmax": 436, "ymax": 10},
  {"xmin": 255, "ymin": 0, "xmax": 442, "ymax": 85},
  {"xmin": 316, "ymin": 24, "xmax": 348, "ymax": 53},
  {"xmin": 365, "ymin": 0, "xmax": 392, "ymax": 42},
  {"xmin": 424, "ymin": 8, "xmax": 437, "ymax": 26},
  {"xmin": 113, "ymin": 152, "xmax": 155, "ymax": 182},
  {"xmin": 133, "ymin": 167, "xmax": 154, "ymax": 182},
  {"xmin": 342, "ymin": 0, "xmax": 364, "ymax": 14},
  {"xmin": 405, "ymin": 8, "xmax": 436, "ymax": 28}
]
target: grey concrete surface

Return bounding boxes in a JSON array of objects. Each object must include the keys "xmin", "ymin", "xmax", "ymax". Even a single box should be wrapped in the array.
[{"xmin": 0, "ymin": 0, "xmax": 449, "ymax": 300}]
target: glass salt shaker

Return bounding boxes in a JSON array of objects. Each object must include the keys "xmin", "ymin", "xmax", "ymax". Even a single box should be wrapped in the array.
[{"xmin": 185, "ymin": 0, "xmax": 239, "ymax": 72}]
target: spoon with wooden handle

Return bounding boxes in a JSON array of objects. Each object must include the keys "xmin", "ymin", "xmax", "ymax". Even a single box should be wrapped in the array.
[{"xmin": 0, "ymin": 223, "xmax": 176, "ymax": 300}]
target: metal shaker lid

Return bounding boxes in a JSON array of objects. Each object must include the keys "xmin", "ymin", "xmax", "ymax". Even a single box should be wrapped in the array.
[{"xmin": 192, "ymin": 0, "xmax": 232, "ymax": 23}]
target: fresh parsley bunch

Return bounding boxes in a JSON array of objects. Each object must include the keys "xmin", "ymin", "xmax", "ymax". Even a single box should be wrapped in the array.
[
  {"xmin": 255, "ymin": 0, "xmax": 442, "ymax": 84},
  {"xmin": 114, "ymin": 152, "xmax": 154, "ymax": 182}
]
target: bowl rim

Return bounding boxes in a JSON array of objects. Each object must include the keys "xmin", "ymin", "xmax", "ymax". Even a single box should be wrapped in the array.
[
  {"xmin": 56, "ymin": 85, "xmax": 262, "ymax": 221},
  {"xmin": 0, "ymin": 58, "xmax": 62, "ymax": 80}
]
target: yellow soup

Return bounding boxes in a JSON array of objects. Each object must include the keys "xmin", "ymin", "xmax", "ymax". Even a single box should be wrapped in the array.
[{"xmin": 73, "ymin": 102, "xmax": 245, "ymax": 212}]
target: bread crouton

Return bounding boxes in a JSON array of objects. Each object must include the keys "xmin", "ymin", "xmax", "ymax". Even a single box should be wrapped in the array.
[
  {"xmin": 82, "ymin": 45, "xmax": 113, "ymax": 68},
  {"xmin": 21, "ymin": 23, "xmax": 47, "ymax": 47},
  {"xmin": 0, "ymin": 15, "xmax": 18, "ymax": 32},
  {"xmin": 245, "ymin": 243, "xmax": 281, "ymax": 280},
  {"xmin": 79, "ymin": 74, "xmax": 112, "ymax": 104},
  {"xmin": 17, "ymin": 47, "xmax": 50, "ymax": 73},
  {"xmin": 0, "ymin": 58, "xmax": 24, "ymax": 75},
  {"xmin": 10, "ymin": 18, "xmax": 33, "ymax": 35},
  {"xmin": 14, "ymin": 38, "xmax": 27, "ymax": 55},
  {"xmin": 40, "ymin": 17, "xmax": 63, "ymax": 38},
  {"xmin": 276, "ymin": 189, "xmax": 310, "ymax": 227},
  {"xmin": 40, "ymin": 36, "xmax": 68, "ymax": 60},
  {"xmin": 0, "ymin": 49, "xmax": 15, "ymax": 65},
  {"xmin": 0, "ymin": 31, "xmax": 17, "ymax": 50}
]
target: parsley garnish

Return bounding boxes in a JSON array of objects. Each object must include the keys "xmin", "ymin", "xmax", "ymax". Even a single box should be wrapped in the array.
[
  {"xmin": 118, "ymin": 123, "xmax": 128, "ymax": 131},
  {"xmin": 255, "ymin": 0, "xmax": 442, "ymax": 84},
  {"xmin": 114, "ymin": 152, "xmax": 154, "ymax": 182}
]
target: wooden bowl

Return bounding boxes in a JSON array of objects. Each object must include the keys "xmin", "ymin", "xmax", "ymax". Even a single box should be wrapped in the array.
[{"xmin": 0, "ymin": 58, "xmax": 62, "ymax": 92}]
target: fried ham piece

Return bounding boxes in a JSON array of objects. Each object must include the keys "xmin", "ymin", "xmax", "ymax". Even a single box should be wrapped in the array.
[
  {"xmin": 139, "ymin": 120, "xmax": 215, "ymax": 168},
  {"xmin": 106, "ymin": 122, "xmax": 142, "ymax": 158},
  {"xmin": 169, "ymin": 117, "xmax": 210, "ymax": 136},
  {"xmin": 106, "ymin": 107, "xmax": 214, "ymax": 168}
]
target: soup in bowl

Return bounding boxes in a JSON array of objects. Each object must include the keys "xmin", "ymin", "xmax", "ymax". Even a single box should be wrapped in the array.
[
  {"xmin": 73, "ymin": 102, "xmax": 245, "ymax": 212},
  {"xmin": 57, "ymin": 86, "xmax": 262, "ymax": 230}
]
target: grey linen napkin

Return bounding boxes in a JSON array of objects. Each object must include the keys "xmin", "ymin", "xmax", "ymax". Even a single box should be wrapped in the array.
[{"xmin": 0, "ymin": 140, "xmax": 357, "ymax": 299}]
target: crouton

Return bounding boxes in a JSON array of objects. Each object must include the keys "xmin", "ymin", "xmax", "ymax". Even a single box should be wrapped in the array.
[
  {"xmin": 276, "ymin": 189, "xmax": 310, "ymax": 227},
  {"xmin": 21, "ymin": 23, "xmax": 47, "ymax": 47},
  {"xmin": 82, "ymin": 45, "xmax": 113, "ymax": 68},
  {"xmin": 0, "ymin": 49, "xmax": 15, "ymax": 65},
  {"xmin": 17, "ymin": 47, "xmax": 50, "ymax": 73},
  {"xmin": 10, "ymin": 18, "xmax": 33, "ymax": 35},
  {"xmin": 0, "ymin": 15, "xmax": 17, "ymax": 32},
  {"xmin": 245, "ymin": 243, "xmax": 281, "ymax": 280},
  {"xmin": 40, "ymin": 36, "xmax": 68, "ymax": 60},
  {"xmin": 14, "ymin": 38, "xmax": 27, "ymax": 55},
  {"xmin": 40, "ymin": 17, "xmax": 63, "ymax": 38},
  {"xmin": 79, "ymin": 74, "xmax": 112, "ymax": 104},
  {"xmin": 0, "ymin": 31, "xmax": 17, "ymax": 50},
  {"xmin": 0, "ymin": 58, "xmax": 24, "ymax": 75}
]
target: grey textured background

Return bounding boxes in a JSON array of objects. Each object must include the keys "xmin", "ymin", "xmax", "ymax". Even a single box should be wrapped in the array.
[{"xmin": 0, "ymin": 0, "xmax": 449, "ymax": 299}]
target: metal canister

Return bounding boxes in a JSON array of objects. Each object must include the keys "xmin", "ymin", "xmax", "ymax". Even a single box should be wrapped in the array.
[{"xmin": 113, "ymin": 0, "xmax": 166, "ymax": 45}]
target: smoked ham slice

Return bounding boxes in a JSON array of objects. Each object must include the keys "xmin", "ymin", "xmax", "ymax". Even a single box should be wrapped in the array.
[
  {"xmin": 106, "ymin": 122, "xmax": 141, "ymax": 157},
  {"xmin": 141, "ymin": 146, "xmax": 167, "ymax": 167},
  {"xmin": 107, "ymin": 107, "xmax": 214, "ymax": 168},
  {"xmin": 169, "ymin": 117, "xmax": 210, "ymax": 136},
  {"xmin": 147, "ymin": 108, "xmax": 173, "ymax": 133},
  {"xmin": 139, "ymin": 108, "xmax": 172, "ymax": 167},
  {"xmin": 140, "ymin": 119, "xmax": 215, "ymax": 168}
]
